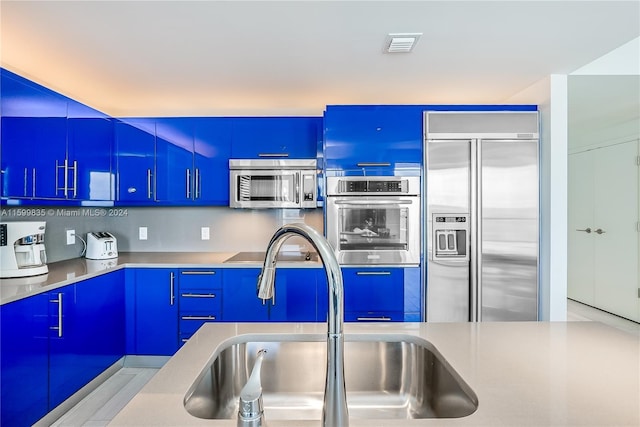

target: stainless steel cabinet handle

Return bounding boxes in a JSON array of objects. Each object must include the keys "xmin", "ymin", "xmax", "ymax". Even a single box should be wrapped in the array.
[
  {"xmin": 195, "ymin": 168, "xmax": 201, "ymax": 199},
  {"xmin": 295, "ymin": 172, "xmax": 300, "ymax": 204},
  {"xmin": 181, "ymin": 315, "xmax": 216, "ymax": 320},
  {"xmin": 356, "ymin": 162, "xmax": 391, "ymax": 167},
  {"xmin": 72, "ymin": 160, "xmax": 78, "ymax": 198},
  {"xmin": 50, "ymin": 293, "xmax": 63, "ymax": 337},
  {"xmin": 181, "ymin": 293, "xmax": 216, "ymax": 298},
  {"xmin": 576, "ymin": 228, "xmax": 592, "ymax": 233},
  {"xmin": 32, "ymin": 168, "xmax": 36, "ymax": 198},
  {"xmin": 170, "ymin": 272, "xmax": 175, "ymax": 306},
  {"xmin": 356, "ymin": 316, "xmax": 391, "ymax": 321},
  {"xmin": 595, "ymin": 228, "xmax": 606, "ymax": 235},
  {"xmin": 186, "ymin": 169, "xmax": 191, "ymax": 199},
  {"xmin": 147, "ymin": 169, "xmax": 153, "ymax": 199},
  {"xmin": 23, "ymin": 168, "xmax": 28, "ymax": 197},
  {"xmin": 181, "ymin": 271, "xmax": 216, "ymax": 275},
  {"xmin": 355, "ymin": 271, "xmax": 391, "ymax": 276}
]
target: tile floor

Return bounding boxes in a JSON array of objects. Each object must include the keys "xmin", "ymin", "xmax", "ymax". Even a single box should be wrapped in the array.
[{"xmin": 47, "ymin": 300, "xmax": 640, "ymax": 426}]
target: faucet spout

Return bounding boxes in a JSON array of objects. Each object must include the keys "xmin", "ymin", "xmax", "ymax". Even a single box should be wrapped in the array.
[{"xmin": 257, "ymin": 223, "xmax": 349, "ymax": 427}]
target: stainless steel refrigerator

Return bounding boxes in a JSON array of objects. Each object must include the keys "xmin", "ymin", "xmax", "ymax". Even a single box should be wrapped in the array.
[{"xmin": 424, "ymin": 111, "xmax": 539, "ymax": 322}]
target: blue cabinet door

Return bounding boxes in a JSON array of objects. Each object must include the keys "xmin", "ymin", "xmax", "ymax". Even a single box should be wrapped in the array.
[
  {"xmin": 269, "ymin": 268, "xmax": 319, "ymax": 322},
  {"xmin": 1, "ymin": 117, "xmax": 67, "ymax": 200},
  {"xmin": 231, "ymin": 117, "xmax": 321, "ymax": 159},
  {"xmin": 193, "ymin": 118, "xmax": 232, "ymax": 205},
  {"xmin": 337, "ymin": 267, "xmax": 405, "ymax": 322},
  {"xmin": 0, "ymin": 293, "xmax": 49, "ymax": 427},
  {"xmin": 133, "ymin": 268, "xmax": 179, "ymax": 355},
  {"xmin": 222, "ymin": 268, "xmax": 269, "ymax": 321},
  {"xmin": 324, "ymin": 105, "xmax": 423, "ymax": 172},
  {"xmin": 115, "ymin": 119, "xmax": 156, "ymax": 203},
  {"xmin": 155, "ymin": 118, "xmax": 195, "ymax": 203},
  {"xmin": 67, "ymin": 116, "xmax": 114, "ymax": 201},
  {"xmin": 49, "ymin": 271, "xmax": 125, "ymax": 409}
]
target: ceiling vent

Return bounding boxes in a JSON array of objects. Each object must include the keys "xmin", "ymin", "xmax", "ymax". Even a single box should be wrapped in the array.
[{"xmin": 385, "ymin": 33, "xmax": 422, "ymax": 53}]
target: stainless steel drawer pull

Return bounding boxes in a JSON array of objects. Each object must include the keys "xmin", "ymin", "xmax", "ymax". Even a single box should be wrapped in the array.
[
  {"xmin": 181, "ymin": 271, "xmax": 217, "ymax": 275},
  {"xmin": 356, "ymin": 162, "xmax": 391, "ymax": 167},
  {"xmin": 595, "ymin": 228, "xmax": 606, "ymax": 235},
  {"xmin": 355, "ymin": 271, "xmax": 392, "ymax": 276},
  {"xmin": 356, "ymin": 316, "xmax": 391, "ymax": 321},
  {"xmin": 181, "ymin": 315, "xmax": 216, "ymax": 320},
  {"xmin": 181, "ymin": 293, "xmax": 216, "ymax": 298},
  {"xmin": 576, "ymin": 228, "xmax": 592, "ymax": 233}
]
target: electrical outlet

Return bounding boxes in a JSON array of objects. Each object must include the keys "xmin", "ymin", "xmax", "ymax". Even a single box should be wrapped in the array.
[
  {"xmin": 66, "ymin": 229, "xmax": 75, "ymax": 245},
  {"xmin": 201, "ymin": 227, "xmax": 210, "ymax": 240},
  {"xmin": 139, "ymin": 226, "xmax": 148, "ymax": 240}
]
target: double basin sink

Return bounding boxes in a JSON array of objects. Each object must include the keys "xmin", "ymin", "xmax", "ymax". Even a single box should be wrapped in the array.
[{"xmin": 184, "ymin": 334, "xmax": 478, "ymax": 421}]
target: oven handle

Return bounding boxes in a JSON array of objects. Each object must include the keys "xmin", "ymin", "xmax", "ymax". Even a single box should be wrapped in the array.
[{"xmin": 333, "ymin": 200, "xmax": 414, "ymax": 205}]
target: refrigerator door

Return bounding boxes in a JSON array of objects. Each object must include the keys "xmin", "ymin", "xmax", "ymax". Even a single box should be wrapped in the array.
[
  {"xmin": 426, "ymin": 140, "xmax": 471, "ymax": 322},
  {"xmin": 479, "ymin": 139, "xmax": 539, "ymax": 321}
]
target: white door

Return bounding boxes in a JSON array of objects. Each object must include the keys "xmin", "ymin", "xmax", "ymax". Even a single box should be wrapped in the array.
[
  {"xmin": 568, "ymin": 151, "xmax": 595, "ymax": 305},
  {"xmin": 569, "ymin": 141, "xmax": 640, "ymax": 322}
]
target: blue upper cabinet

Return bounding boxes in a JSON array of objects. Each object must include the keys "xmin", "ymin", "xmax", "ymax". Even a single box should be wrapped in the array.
[
  {"xmin": 155, "ymin": 118, "xmax": 195, "ymax": 203},
  {"xmin": 323, "ymin": 105, "xmax": 424, "ymax": 174},
  {"xmin": 1, "ymin": 69, "xmax": 114, "ymax": 205},
  {"xmin": 67, "ymin": 108, "xmax": 114, "ymax": 202},
  {"xmin": 231, "ymin": 117, "xmax": 321, "ymax": 159},
  {"xmin": 1, "ymin": 70, "xmax": 68, "ymax": 201},
  {"xmin": 193, "ymin": 118, "xmax": 232, "ymax": 205},
  {"xmin": 114, "ymin": 119, "xmax": 157, "ymax": 203}
]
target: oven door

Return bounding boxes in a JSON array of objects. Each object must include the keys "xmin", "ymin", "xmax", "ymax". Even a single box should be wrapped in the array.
[
  {"xmin": 230, "ymin": 169, "xmax": 300, "ymax": 208},
  {"xmin": 326, "ymin": 196, "xmax": 420, "ymax": 265}
]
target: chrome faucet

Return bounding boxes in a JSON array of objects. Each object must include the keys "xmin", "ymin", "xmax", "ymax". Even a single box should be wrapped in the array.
[{"xmin": 257, "ymin": 223, "xmax": 349, "ymax": 427}]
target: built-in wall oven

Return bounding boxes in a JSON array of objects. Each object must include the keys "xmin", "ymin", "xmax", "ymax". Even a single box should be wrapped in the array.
[{"xmin": 326, "ymin": 176, "xmax": 420, "ymax": 266}]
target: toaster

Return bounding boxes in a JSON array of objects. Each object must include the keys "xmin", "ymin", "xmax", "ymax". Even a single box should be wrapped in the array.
[{"xmin": 86, "ymin": 232, "xmax": 118, "ymax": 260}]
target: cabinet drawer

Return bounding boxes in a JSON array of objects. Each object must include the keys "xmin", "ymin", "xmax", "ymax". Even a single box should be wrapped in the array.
[
  {"xmin": 341, "ymin": 268, "xmax": 404, "ymax": 312},
  {"xmin": 179, "ymin": 269, "xmax": 221, "ymax": 289},
  {"xmin": 180, "ymin": 315, "xmax": 219, "ymax": 334},
  {"xmin": 179, "ymin": 291, "xmax": 221, "ymax": 312}
]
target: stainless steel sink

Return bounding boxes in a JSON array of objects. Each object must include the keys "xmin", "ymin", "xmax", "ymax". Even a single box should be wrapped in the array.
[{"xmin": 184, "ymin": 335, "xmax": 478, "ymax": 420}]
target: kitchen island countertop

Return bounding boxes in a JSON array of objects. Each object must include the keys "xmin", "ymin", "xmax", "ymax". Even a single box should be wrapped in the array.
[
  {"xmin": 0, "ymin": 251, "xmax": 321, "ymax": 305},
  {"xmin": 109, "ymin": 321, "xmax": 640, "ymax": 426}
]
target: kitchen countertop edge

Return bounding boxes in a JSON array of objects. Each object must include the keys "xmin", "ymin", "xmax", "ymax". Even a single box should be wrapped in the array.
[{"xmin": 0, "ymin": 252, "xmax": 324, "ymax": 305}]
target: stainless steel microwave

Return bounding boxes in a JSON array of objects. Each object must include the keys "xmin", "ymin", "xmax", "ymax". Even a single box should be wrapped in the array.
[{"xmin": 229, "ymin": 159, "xmax": 317, "ymax": 209}]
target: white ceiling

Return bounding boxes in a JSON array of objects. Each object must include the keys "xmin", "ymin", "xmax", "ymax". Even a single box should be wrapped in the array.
[{"xmin": 1, "ymin": 1, "xmax": 639, "ymax": 117}]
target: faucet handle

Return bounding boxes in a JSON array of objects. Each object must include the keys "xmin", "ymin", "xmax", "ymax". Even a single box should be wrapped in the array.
[{"xmin": 238, "ymin": 349, "xmax": 267, "ymax": 426}]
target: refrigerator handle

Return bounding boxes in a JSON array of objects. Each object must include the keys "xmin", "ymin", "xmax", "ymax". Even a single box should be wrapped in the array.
[{"xmin": 470, "ymin": 139, "xmax": 481, "ymax": 322}]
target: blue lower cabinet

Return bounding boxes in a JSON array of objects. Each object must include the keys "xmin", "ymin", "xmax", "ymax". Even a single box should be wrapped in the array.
[
  {"xmin": 49, "ymin": 271, "xmax": 125, "ymax": 409},
  {"xmin": 332, "ymin": 267, "xmax": 405, "ymax": 322},
  {"xmin": 0, "ymin": 293, "xmax": 50, "ymax": 427},
  {"xmin": 0, "ymin": 271, "xmax": 125, "ymax": 426},
  {"xmin": 222, "ymin": 268, "xmax": 269, "ymax": 321},
  {"xmin": 269, "ymin": 268, "xmax": 320, "ymax": 322},
  {"xmin": 178, "ymin": 269, "xmax": 222, "ymax": 344},
  {"xmin": 132, "ymin": 269, "xmax": 179, "ymax": 355},
  {"xmin": 222, "ymin": 268, "xmax": 321, "ymax": 322}
]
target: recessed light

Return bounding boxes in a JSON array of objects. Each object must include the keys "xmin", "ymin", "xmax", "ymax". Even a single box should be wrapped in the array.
[{"xmin": 385, "ymin": 33, "xmax": 422, "ymax": 53}]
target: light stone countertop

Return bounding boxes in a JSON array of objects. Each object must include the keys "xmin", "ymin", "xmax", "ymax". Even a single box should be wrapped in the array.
[
  {"xmin": 0, "ymin": 252, "xmax": 321, "ymax": 305},
  {"xmin": 108, "ymin": 321, "xmax": 640, "ymax": 426}
]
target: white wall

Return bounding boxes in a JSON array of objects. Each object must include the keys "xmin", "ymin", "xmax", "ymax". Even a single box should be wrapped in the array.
[{"xmin": 504, "ymin": 75, "xmax": 569, "ymax": 321}]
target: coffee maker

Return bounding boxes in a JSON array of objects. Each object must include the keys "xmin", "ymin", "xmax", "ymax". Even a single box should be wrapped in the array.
[{"xmin": 0, "ymin": 221, "xmax": 48, "ymax": 278}]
